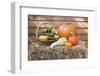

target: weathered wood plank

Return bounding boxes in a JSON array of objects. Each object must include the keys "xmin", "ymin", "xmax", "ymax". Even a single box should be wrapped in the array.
[
  {"xmin": 28, "ymin": 27, "xmax": 88, "ymax": 35},
  {"xmin": 28, "ymin": 21, "xmax": 88, "ymax": 28},
  {"xmin": 77, "ymin": 29, "xmax": 88, "ymax": 34},
  {"xmin": 78, "ymin": 35, "xmax": 88, "ymax": 41},
  {"xmin": 28, "ymin": 15, "xmax": 88, "ymax": 21}
]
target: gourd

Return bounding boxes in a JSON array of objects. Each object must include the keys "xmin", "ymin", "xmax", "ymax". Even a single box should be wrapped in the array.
[
  {"xmin": 54, "ymin": 35, "xmax": 59, "ymax": 39},
  {"xmin": 39, "ymin": 36, "xmax": 49, "ymax": 41},
  {"xmin": 50, "ymin": 37, "xmax": 67, "ymax": 48},
  {"xmin": 39, "ymin": 27, "xmax": 55, "ymax": 37},
  {"xmin": 40, "ymin": 32, "xmax": 55, "ymax": 37},
  {"xmin": 57, "ymin": 24, "xmax": 77, "ymax": 39}
]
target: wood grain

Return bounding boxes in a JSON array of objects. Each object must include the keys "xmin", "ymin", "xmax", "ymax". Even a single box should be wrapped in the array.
[
  {"xmin": 28, "ymin": 27, "xmax": 88, "ymax": 34},
  {"xmin": 28, "ymin": 21, "xmax": 88, "ymax": 28},
  {"xmin": 28, "ymin": 15, "xmax": 88, "ymax": 21},
  {"xmin": 28, "ymin": 15, "xmax": 88, "ymax": 41}
]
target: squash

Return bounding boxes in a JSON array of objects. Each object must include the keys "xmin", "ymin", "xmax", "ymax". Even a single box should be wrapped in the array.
[
  {"xmin": 50, "ymin": 37, "xmax": 67, "ymax": 48},
  {"xmin": 57, "ymin": 24, "xmax": 77, "ymax": 39},
  {"xmin": 39, "ymin": 27, "xmax": 55, "ymax": 37},
  {"xmin": 54, "ymin": 35, "xmax": 60, "ymax": 39},
  {"xmin": 39, "ymin": 36, "xmax": 49, "ymax": 41}
]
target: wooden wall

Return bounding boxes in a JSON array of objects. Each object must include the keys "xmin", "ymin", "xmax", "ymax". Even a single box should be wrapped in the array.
[{"xmin": 28, "ymin": 15, "xmax": 88, "ymax": 42}]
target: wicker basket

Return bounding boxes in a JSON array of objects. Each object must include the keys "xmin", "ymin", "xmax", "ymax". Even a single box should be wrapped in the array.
[{"xmin": 36, "ymin": 23, "xmax": 57, "ymax": 45}]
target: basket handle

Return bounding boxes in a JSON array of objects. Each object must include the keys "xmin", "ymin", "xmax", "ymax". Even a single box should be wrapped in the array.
[{"xmin": 36, "ymin": 23, "xmax": 54, "ymax": 39}]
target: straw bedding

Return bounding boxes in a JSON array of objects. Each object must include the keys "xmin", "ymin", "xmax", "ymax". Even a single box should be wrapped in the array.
[{"xmin": 28, "ymin": 41, "xmax": 88, "ymax": 60}]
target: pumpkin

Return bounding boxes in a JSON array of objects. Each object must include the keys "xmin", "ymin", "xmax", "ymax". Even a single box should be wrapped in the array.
[
  {"xmin": 57, "ymin": 24, "xmax": 77, "ymax": 39},
  {"xmin": 65, "ymin": 42, "xmax": 72, "ymax": 47},
  {"xmin": 68, "ymin": 34, "xmax": 78, "ymax": 46}
]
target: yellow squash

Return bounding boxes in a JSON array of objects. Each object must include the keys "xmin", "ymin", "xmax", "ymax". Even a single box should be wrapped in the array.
[{"xmin": 39, "ymin": 36, "xmax": 48, "ymax": 41}]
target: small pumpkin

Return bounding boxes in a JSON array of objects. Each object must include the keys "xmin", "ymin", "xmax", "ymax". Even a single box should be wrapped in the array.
[
  {"xmin": 68, "ymin": 34, "xmax": 78, "ymax": 46},
  {"xmin": 57, "ymin": 24, "xmax": 77, "ymax": 39},
  {"xmin": 65, "ymin": 42, "xmax": 72, "ymax": 47}
]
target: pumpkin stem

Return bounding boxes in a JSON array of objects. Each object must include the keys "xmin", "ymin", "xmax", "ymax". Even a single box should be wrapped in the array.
[
  {"xmin": 69, "ymin": 32, "xmax": 78, "ymax": 37},
  {"xmin": 69, "ymin": 32, "xmax": 74, "ymax": 35}
]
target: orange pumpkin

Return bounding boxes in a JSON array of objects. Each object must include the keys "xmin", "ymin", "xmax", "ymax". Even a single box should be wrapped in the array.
[
  {"xmin": 68, "ymin": 34, "xmax": 78, "ymax": 46},
  {"xmin": 65, "ymin": 42, "xmax": 72, "ymax": 47},
  {"xmin": 57, "ymin": 24, "xmax": 77, "ymax": 39}
]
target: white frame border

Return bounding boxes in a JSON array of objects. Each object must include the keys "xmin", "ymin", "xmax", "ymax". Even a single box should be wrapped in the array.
[{"xmin": 11, "ymin": 2, "xmax": 97, "ymax": 74}]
